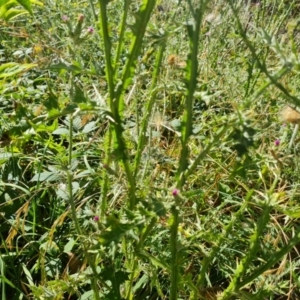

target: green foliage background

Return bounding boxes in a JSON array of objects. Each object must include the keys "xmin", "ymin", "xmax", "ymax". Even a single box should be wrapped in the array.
[{"xmin": 1, "ymin": 0, "xmax": 300, "ymax": 299}]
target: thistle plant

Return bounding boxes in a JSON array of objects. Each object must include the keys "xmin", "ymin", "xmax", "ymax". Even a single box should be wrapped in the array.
[{"xmin": 2, "ymin": 0, "xmax": 300, "ymax": 299}]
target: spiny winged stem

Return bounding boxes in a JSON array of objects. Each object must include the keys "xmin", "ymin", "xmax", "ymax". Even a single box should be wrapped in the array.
[
  {"xmin": 98, "ymin": 0, "xmax": 114, "ymax": 101},
  {"xmin": 98, "ymin": 0, "xmax": 136, "ymax": 208},
  {"xmin": 170, "ymin": 194, "xmax": 181, "ymax": 300},
  {"xmin": 113, "ymin": 0, "xmax": 157, "ymax": 208},
  {"xmin": 0, "ymin": 256, "xmax": 6, "ymax": 299},
  {"xmin": 126, "ymin": 258, "xmax": 138, "ymax": 300},
  {"xmin": 177, "ymin": 0, "xmax": 208, "ymax": 186},
  {"xmin": 98, "ymin": 0, "xmax": 156, "ymax": 209},
  {"xmin": 170, "ymin": 1, "xmax": 207, "ymax": 299},
  {"xmin": 99, "ymin": 128, "xmax": 112, "ymax": 218}
]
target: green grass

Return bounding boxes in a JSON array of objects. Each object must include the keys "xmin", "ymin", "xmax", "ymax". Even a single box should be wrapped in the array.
[{"xmin": 1, "ymin": 0, "xmax": 300, "ymax": 299}]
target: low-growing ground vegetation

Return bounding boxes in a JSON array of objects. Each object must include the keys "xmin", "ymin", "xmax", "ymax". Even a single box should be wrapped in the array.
[{"xmin": 1, "ymin": 0, "xmax": 300, "ymax": 299}]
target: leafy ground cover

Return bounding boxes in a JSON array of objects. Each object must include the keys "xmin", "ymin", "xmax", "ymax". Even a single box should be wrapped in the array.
[{"xmin": 1, "ymin": 0, "xmax": 300, "ymax": 299}]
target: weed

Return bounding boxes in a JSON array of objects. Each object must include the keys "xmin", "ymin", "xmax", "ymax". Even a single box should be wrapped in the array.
[{"xmin": 1, "ymin": 0, "xmax": 300, "ymax": 299}]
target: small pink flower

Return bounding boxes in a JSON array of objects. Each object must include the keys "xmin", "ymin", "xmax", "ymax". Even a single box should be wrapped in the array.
[
  {"xmin": 87, "ymin": 27, "xmax": 94, "ymax": 34},
  {"xmin": 62, "ymin": 15, "xmax": 69, "ymax": 22},
  {"xmin": 172, "ymin": 189, "xmax": 179, "ymax": 196},
  {"xmin": 274, "ymin": 139, "xmax": 280, "ymax": 146},
  {"xmin": 93, "ymin": 216, "xmax": 99, "ymax": 222}
]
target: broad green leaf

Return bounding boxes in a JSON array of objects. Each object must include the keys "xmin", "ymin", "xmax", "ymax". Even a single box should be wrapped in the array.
[
  {"xmin": 281, "ymin": 208, "xmax": 300, "ymax": 218},
  {"xmin": 30, "ymin": 171, "xmax": 60, "ymax": 182},
  {"xmin": 98, "ymin": 216, "xmax": 136, "ymax": 246},
  {"xmin": 0, "ymin": 0, "xmax": 44, "ymax": 20},
  {"xmin": 61, "ymin": 103, "xmax": 78, "ymax": 115},
  {"xmin": 80, "ymin": 291, "xmax": 94, "ymax": 300},
  {"xmin": 73, "ymin": 84, "xmax": 87, "ymax": 104},
  {"xmin": 0, "ymin": 0, "xmax": 14, "ymax": 18},
  {"xmin": 64, "ymin": 239, "xmax": 75, "ymax": 253},
  {"xmin": 46, "ymin": 108, "xmax": 60, "ymax": 118},
  {"xmin": 42, "ymin": 90, "xmax": 60, "ymax": 111},
  {"xmin": 45, "ymin": 258, "xmax": 61, "ymax": 277},
  {"xmin": 49, "ymin": 63, "xmax": 82, "ymax": 72},
  {"xmin": 137, "ymin": 250, "xmax": 170, "ymax": 270},
  {"xmin": 0, "ymin": 62, "xmax": 37, "ymax": 78},
  {"xmin": 0, "ymin": 0, "xmax": 27, "ymax": 21},
  {"xmin": 2, "ymin": 8, "xmax": 28, "ymax": 20},
  {"xmin": 16, "ymin": 0, "xmax": 32, "ymax": 14},
  {"xmin": 52, "ymin": 128, "xmax": 69, "ymax": 135},
  {"xmin": 78, "ymin": 103, "xmax": 96, "ymax": 110},
  {"xmin": 0, "ymin": 182, "xmax": 30, "ymax": 194},
  {"xmin": 56, "ymin": 182, "xmax": 79, "ymax": 200},
  {"xmin": 170, "ymin": 119, "xmax": 182, "ymax": 130},
  {"xmin": 74, "ymin": 170, "xmax": 93, "ymax": 178},
  {"xmin": 0, "ymin": 62, "xmax": 18, "ymax": 72},
  {"xmin": 82, "ymin": 121, "xmax": 97, "ymax": 133},
  {"xmin": 31, "ymin": 0, "xmax": 43, "ymax": 6},
  {"xmin": 34, "ymin": 120, "xmax": 58, "ymax": 133},
  {"xmin": 133, "ymin": 274, "xmax": 148, "ymax": 292},
  {"xmin": 22, "ymin": 264, "xmax": 34, "ymax": 286}
]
